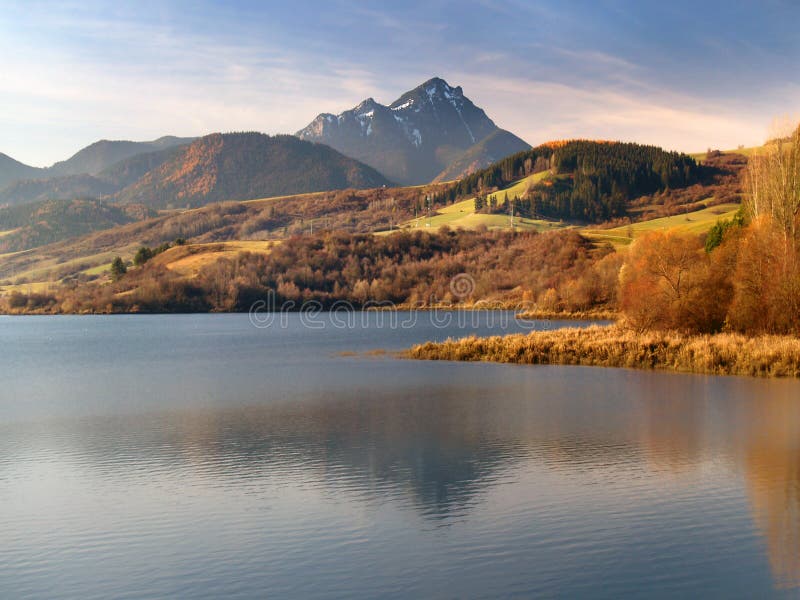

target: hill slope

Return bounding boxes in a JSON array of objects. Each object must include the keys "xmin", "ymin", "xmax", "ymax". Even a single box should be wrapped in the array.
[
  {"xmin": 113, "ymin": 132, "xmax": 393, "ymax": 209},
  {"xmin": 0, "ymin": 153, "xmax": 46, "ymax": 190},
  {"xmin": 434, "ymin": 129, "xmax": 531, "ymax": 182},
  {"xmin": 48, "ymin": 136, "xmax": 195, "ymax": 176},
  {"xmin": 297, "ymin": 77, "xmax": 528, "ymax": 185},
  {"xmin": 0, "ymin": 144, "xmax": 190, "ymax": 207},
  {"xmin": 0, "ymin": 198, "xmax": 148, "ymax": 253},
  {"xmin": 442, "ymin": 140, "xmax": 705, "ymax": 222},
  {"xmin": 0, "ymin": 175, "xmax": 117, "ymax": 207}
]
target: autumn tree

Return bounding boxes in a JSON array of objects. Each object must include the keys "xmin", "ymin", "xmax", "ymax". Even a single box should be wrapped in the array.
[
  {"xmin": 732, "ymin": 121, "xmax": 800, "ymax": 333},
  {"xmin": 744, "ymin": 122, "xmax": 800, "ymax": 240},
  {"xmin": 727, "ymin": 216, "xmax": 800, "ymax": 333},
  {"xmin": 619, "ymin": 231, "xmax": 730, "ymax": 332}
]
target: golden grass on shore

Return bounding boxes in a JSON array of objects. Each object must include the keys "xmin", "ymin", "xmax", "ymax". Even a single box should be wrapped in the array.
[
  {"xmin": 408, "ymin": 325, "xmax": 800, "ymax": 378},
  {"xmin": 515, "ymin": 309, "xmax": 619, "ymax": 321}
]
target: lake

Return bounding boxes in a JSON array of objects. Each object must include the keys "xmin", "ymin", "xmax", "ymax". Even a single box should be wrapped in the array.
[{"xmin": 1, "ymin": 313, "xmax": 799, "ymax": 599}]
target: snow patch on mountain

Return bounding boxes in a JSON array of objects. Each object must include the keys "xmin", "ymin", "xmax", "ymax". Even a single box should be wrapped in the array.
[{"xmin": 391, "ymin": 100, "xmax": 414, "ymax": 111}]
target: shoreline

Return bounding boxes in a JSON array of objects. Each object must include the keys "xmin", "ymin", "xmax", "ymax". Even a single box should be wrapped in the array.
[
  {"xmin": 514, "ymin": 309, "xmax": 618, "ymax": 322},
  {"xmin": 0, "ymin": 304, "xmax": 615, "ymax": 319},
  {"xmin": 407, "ymin": 324, "xmax": 800, "ymax": 378}
]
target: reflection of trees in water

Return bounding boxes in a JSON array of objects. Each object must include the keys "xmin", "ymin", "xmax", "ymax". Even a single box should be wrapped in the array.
[
  {"xmin": 624, "ymin": 379, "xmax": 800, "ymax": 590},
  {"xmin": 635, "ymin": 386, "xmax": 709, "ymax": 476},
  {"xmin": 742, "ymin": 395, "xmax": 800, "ymax": 590}
]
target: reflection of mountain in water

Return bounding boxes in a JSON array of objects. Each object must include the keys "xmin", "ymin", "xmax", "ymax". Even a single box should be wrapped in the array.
[{"xmin": 15, "ymin": 390, "xmax": 528, "ymax": 520}]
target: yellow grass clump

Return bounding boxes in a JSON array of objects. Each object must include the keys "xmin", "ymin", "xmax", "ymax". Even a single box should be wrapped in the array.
[{"xmin": 408, "ymin": 325, "xmax": 800, "ymax": 378}]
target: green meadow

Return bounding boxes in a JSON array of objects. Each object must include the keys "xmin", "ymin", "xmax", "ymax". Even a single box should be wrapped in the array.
[{"xmin": 583, "ymin": 203, "xmax": 741, "ymax": 246}]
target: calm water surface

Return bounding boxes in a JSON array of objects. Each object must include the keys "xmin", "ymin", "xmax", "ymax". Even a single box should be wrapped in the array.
[{"xmin": 1, "ymin": 313, "xmax": 799, "ymax": 599}]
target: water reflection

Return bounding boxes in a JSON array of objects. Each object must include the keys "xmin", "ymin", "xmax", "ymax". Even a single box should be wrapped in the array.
[
  {"xmin": 741, "ymin": 393, "xmax": 800, "ymax": 589},
  {"xmin": 2, "ymin": 315, "xmax": 800, "ymax": 597},
  {"xmin": 1, "ymin": 391, "xmax": 527, "ymax": 521},
  {"xmin": 2, "ymin": 373, "xmax": 799, "ymax": 595}
]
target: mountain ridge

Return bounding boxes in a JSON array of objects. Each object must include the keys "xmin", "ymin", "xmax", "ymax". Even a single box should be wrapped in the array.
[
  {"xmin": 49, "ymin": 136, "xmax": 196, "ymax": 176},
  {"xmin": 0, "ymin": 136, "xmax": 195, "ymax": 198},
  {"xmin": 0, "ymin": 153, "xmax": 47, "ymax": 190},
  {"xmin": 0, "ymin": 144, "xmax": 191, "ymax": 207},
  {"xmin": 112, "ymin": 132, "xmax": 393, "ymax": 209}
]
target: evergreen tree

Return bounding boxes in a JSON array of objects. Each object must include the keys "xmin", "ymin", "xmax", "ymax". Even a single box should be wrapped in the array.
[
  {"xmin": 134, "ymin": 246, "xmax": 154, "ymax": 266},
  {"xmin": 110, "ymin": 257, "xmax": 127, "ymax": 281}
]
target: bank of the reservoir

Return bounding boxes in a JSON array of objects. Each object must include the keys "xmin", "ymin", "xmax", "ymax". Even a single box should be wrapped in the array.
[{"xmin": 408, "ymin": 324, "xmax": 800, "ymax": 378}]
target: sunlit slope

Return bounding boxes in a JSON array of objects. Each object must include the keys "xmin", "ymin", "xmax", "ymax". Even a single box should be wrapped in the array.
[
  {"xmin": 152, "ymin": 241, "xmax": 277, "ymax": 277},
  {"xmin": 397, "ymin": 171, "xmax": 565, "ymax": 232},
  {"xmin": 583, "ymin": 203, "xmax": 741, "ymax": 246},
  {"xmin": 0, "ymin": 240, "xmax": 280, "ymax": 294}
]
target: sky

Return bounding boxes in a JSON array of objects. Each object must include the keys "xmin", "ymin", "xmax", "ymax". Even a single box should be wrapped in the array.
[{"xmin": 1, "ymin": 0, "xmax": 799, "ymax": 166}]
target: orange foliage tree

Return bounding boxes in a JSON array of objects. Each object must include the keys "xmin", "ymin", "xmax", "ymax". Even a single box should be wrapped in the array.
[
  {"xmin": 619, "ymin": 231, "xmax": 731, "ymax": 332},
  {"xmin": 727, "ymin": 216, "xmax": 800, "ymax": 333}
]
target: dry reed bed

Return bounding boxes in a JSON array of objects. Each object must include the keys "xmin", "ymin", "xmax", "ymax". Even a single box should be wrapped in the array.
[
  {"xmin": 408, "ymin": 325, "xmax": 800, "ymax": 377},
  {"xmin": 515, "ymin": 309, "xmax": 619, "ymax": 321}
]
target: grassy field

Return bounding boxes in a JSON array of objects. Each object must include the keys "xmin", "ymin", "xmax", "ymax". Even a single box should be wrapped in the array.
[
  {"xmin": 81, "ymin": 262, "xmax": 113, "ymax": 277},
  {"xmin": 486, "ymin": 170, "xmax": 551, "ymax": 204},
  {"xmin": 582, "ymin": 203, "xmax": 740, "ymax": 246},
  {"xmin": 0, "ymin": 240, "xmax": 279, "ymax": 293},
  {"xmin": 241, "ymin": 190, "xmax": 328, "ymax": 208},
  {"xmin": 154, "ymin": 240, "xmax": 277, "ymax": 277},
  {"xmin": 400, "ymin": 210, "xmax": 567, "ymax": 232},
  {"xmin": 0, "ymin": 246, "xmax": 138, "ymax": 293},
  {"xmin": 690, "ymin": 147, "xmax": 759, "ymax": 160},
  {"xmin": 397, "ymin": 171, "xmax": 565, "ymax": 232},
  {"xmin": 0, "ymin": 280, "xmax": 58, "ymax": 294}
]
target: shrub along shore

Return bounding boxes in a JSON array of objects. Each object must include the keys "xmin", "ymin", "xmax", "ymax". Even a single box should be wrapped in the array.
[{"xmin": 407, "ymin": 325, "xmax": 800, "ymax": 378}]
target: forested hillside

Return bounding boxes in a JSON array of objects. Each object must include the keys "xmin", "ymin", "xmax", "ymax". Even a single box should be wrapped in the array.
[
  {"xmin": 113, "ymin": 133, "xmax": 393, "ymax": 209},
  {"xmin": 435, "ymin": 141, "xmax": 702, "ymax": 222},
  {"xmin": 0, "ymin": 199, "xmax": 151, "ymax": 253}
]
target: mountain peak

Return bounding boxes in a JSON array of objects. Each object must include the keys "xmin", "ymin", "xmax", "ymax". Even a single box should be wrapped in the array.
[
  {"xmin": 296, "ymin": 78, "xmax": 527, "ymax": 185},
  {"xmin": 419, "ymin": 76, "xmax": 458, "ymax": 94},
  {"xmin": 420, "ymin": 76, "xmax": 450, "ymax": 88},
  {"xmin": 389, "ymin": 77, "xmax": 465, "ymax": 110},
  {"xmin": 354, "ymin": 97, "xmax": 380, "ymax": 115}
]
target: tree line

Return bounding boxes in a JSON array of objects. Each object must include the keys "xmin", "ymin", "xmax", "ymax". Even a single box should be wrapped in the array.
[{"xmin": 2, "ymin": 227, "xmax": 620, "ymax": 314}]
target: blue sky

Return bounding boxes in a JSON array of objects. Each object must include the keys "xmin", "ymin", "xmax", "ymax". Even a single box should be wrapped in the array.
[{"xmin": 2, "ymin": 0, "xmax": 799, "ymax": 166}]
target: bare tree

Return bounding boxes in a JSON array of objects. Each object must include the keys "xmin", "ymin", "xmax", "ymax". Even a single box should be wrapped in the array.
[{"xmin": 744, "ymin": 120, "xmax": 800, "ymax": 240}]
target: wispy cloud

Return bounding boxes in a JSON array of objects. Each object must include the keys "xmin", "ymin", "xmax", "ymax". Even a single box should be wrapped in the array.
[
  {"xmin": 1, "ymin": 1, "xmax": 798, "ymax": 165},
  {"xmin": 455, "ymin": 72, "xmax": 786, "ymax": 152}
]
